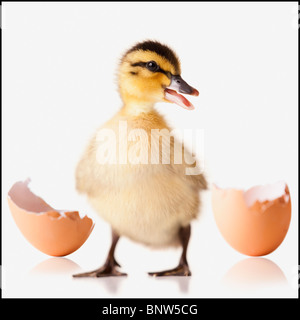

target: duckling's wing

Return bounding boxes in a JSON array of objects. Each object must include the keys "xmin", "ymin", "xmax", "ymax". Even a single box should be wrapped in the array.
[
  {"xmin": 75, "ymin": 135, "xmax": 103, "ymax": 196},
  {"xmin": 170, "ymin": 136, "xmax": 208, "ymax": 191}
]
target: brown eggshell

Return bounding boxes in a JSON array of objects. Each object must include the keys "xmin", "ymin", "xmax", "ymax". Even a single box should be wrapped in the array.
[
  {"xmin": 7, "ymin": 179, "xmax": 94, "ymax": 257},
  {"xmin": 212, "ymin": 182, "xmax": 291, "ymax": 256}
]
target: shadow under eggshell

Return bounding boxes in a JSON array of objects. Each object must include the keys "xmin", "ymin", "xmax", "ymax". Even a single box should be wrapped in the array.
[
  {"xmin": 212, "ymin": 182, "xmax": 291, "ymax": 256},
  {"xmin": 7, "ymin": 180, "xmax": 94, "ymax": 257}
]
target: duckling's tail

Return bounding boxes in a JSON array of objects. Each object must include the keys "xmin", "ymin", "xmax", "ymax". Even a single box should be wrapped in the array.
[
  {"xmin": 188, "ymin": 173, "xmax": 208, "ymax": 191},
  {"xmin": 197, "ymin": 173, "xmax": 208, "ymax": 190}
]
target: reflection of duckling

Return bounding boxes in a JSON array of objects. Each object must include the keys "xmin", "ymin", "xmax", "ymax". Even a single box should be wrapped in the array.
[{"xmin": 73, "ymin": 40, "xmax": 207, "ymax": 277}]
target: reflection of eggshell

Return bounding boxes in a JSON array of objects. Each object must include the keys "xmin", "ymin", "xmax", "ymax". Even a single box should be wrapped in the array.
[
  {"xmin": 7, "ymin": 179, "xmax": 94, "ymax": 257},
  {"xmin": 222, "ymin": 258, "xmax": 287, "ymax": 288},
  {"xmin": 212, "ymin": 181, "xmax": 291, "ymax": 256},
  {"xmin": 30, "ymin": 258, "xmax": 81, "ymax": 275}
]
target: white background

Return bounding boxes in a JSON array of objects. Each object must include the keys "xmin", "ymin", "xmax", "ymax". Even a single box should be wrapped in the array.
[{"xmin": 2, "ymin": 2, "xmax": 298, "ymax": 298}]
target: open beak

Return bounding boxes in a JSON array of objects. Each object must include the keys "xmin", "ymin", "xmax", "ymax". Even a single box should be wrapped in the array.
[{"xmin": 164, "ymin": 75, "xmax": 199, "ymax": 110}]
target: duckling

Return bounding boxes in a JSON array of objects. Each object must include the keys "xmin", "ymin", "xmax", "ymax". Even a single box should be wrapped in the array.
[{"xmin": 73, "ymin": 40, "xmax": 207, "ymax": 278}]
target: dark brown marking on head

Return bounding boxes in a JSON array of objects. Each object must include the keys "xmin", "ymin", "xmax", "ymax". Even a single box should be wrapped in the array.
[{"xmin": 124, "ymin": 40, "xmax": 180, "ymax": 74}]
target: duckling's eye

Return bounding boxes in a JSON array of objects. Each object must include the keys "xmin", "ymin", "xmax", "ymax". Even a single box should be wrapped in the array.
[{"xmin": 146, "ymin": 61, "xmax": 159, "ymax": 72}]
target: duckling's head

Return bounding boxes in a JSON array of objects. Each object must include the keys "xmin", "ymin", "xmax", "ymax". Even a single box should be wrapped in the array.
[{"xmin": 118, "ymin": 40, "xmax": 199, "ymax": 113}]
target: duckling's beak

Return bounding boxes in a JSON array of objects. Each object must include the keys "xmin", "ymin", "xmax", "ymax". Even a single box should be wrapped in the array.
[{"xmin": 164, "ymin": 75, "xmax": 199, "ymax": 110}]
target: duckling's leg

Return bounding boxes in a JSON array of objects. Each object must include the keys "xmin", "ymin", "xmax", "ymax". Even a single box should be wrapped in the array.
[
  {"xmin": 148, "ymin": 225, "xmax": 191, "ymax": 277},
  {"xmin": 73, "ymin": 229, "xmax": 127, "ymax": 278}
]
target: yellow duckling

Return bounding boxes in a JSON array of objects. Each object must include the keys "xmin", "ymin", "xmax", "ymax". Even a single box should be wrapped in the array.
[{"xmin": 73, "ymin": 40, "xmax": 207, "ymax": 277}]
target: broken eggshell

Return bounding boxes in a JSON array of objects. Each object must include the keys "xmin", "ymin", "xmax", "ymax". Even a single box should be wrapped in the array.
[
  {"xmin": 7, "ymin": 179, "xmax": 94, "ymax": 257},
  {"xmin": 212, "ymin": 181, "xmax": 291, "ymax": 256}
]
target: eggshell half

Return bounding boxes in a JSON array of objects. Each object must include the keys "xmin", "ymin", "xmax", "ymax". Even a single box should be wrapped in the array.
[
  {"xmin": 7, "ymin": 179, "xmax": 94, "ymax": 257},
  {"xmin": 212, "ymin": 181, "xmax": 291, "ymax": 256}
]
